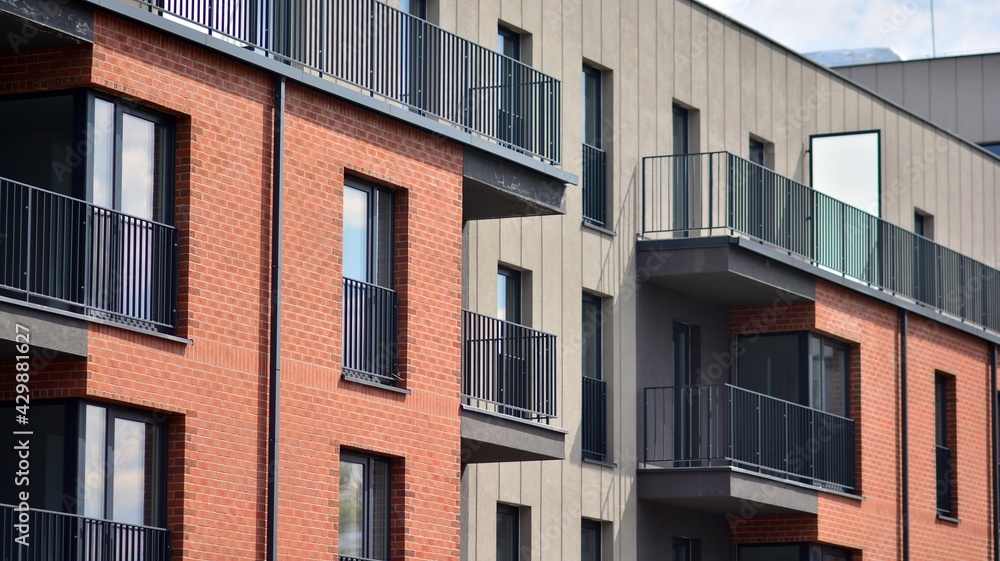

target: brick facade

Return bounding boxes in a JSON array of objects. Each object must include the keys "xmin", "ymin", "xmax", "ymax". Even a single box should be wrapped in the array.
[{"xmin": 0, "ymin": 8, "xmax": 463, "ymax": 561}]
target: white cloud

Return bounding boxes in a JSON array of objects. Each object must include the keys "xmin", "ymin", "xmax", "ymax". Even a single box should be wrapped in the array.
[{"xmin": 699, "ymin": 0, "xmax": 1000, "ymax": 59}]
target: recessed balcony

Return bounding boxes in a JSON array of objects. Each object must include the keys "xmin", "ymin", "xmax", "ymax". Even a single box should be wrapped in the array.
[{"xmin": 640, "ymin": 383, "xmax": 855, "ymax": 515}]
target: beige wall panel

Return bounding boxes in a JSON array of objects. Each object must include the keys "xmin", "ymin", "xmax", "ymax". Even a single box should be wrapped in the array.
[
  {"xmin": 928, "ymin": 58, "xmax": 958, "ymax": 133},
  {"xmin": 785, "ymin": 58, "xmax": 803, "ymax": 181},
  {"xmin": 704, "ymin": 11, "xmax": 726, "ymax": 152},
  {"xmin": 960, "ymin": 149, "xmax": 974, "ymax": 254},
  {"xmin": 770, "ymin": 47, "xmax": 788, "ymax": 174},
  {"xmin": 673, "ymin": 0, "xmax": 693, "ymax": 105},
  {"xmin": 956, "ymin": 56, "xmax": 985, "ymax": 142},
  {"xmin": 945, "ymin": 142, "xmax": 961, "ymax": 250},
  {"xmin": 656, "ymin": 0, "xmax": 675, "ymax": 154},
  {"xmin": 857, "ymin": 87, "xmax": 872, "ymax": 131},
  {"xmin": 986, "ymin": 163, "xmax": 996, "ymax": 266},
  {"xmin": 934, "ymin": 132, "xmax": 952, "ymax": 247},
  {"xmin": 885, "ymin": 110, "xmax": 905, "ymax": 224},
  {"xmin": 972, "ymin": 154, "xmax": 984, "ymax": 259},
  {"xmin": 843, "ymin": 84, "xmax": 859, "ymax": 134},
  {"xmin": 543, "ymin": 0, "xmax": 566, "ymax": 80},
  {"xmin": 474, "ymin": 221, "xmax": 501, "ymax": 313},
  {"xmin": 499, "ymin": 218, "xmax": 524, "ymax": 270},
  {"xmin": 755, "ymin": 39, "xmax": 773, "ymax": 142},
  {"xmin": 740, "ymin": 31, "xmax": 757, "ymax": 146},
  {"xmin": 500, "ymin": 0, "xmax": 522, "ymax": 30},
  {"xmin": 436, "ymin": 0, "xmax": 457, "ymax": 33},
  {"xmin": 907, "ymin": 121, "xmax": 926, "ymax": 213},
  {"xmin": 581, "ymin": 0, "xmax": 602, "ymax": 64},
  {"xmin": 722, "ymin": 21, "xmax": 743, "ymax": 151},
  {"xmin": 830, "ymin": 79, "xmax": 846, "ymax": 136},
  {"xmin": 689, "ymin": 6, "xmax": 710, "ymax": 118}
]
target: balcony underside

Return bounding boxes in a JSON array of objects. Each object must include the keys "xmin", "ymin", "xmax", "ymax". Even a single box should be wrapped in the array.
[
  {"xmin": 463, "ymin": 147, "xmax": 566, "ymax": 220},
  {"xmin": 0, "ymin": 300, "xmax": 87, "ymax": 358},
  {"xmin": 0, "ymin": 0, "xmax": 93, "ymax": 52},
  {"xmin": 460, "ymin": 406, "xmax": 566, "ymax": 463},
  {"xmin": 637, "ymin": 236, "xmax": 815, "ymax": 306},
  {"xmin": 638, "ymin": 467, "xmax": 818, "ymax": 516}
]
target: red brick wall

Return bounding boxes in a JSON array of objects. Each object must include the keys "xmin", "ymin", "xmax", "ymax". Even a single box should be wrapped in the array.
[
  {"xmin": 729, "ymin": 280, "xmax": 994, "ymax": 561},
  {"xmin": 0, "ymin": 8, "xmax": 463, "ymax": 561}
]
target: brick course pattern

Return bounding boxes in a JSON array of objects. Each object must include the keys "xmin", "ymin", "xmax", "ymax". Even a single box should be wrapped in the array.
[
  {"xmin": 0, "ymin": 9, "xmax": 463, "ymax": 561},
  {"xmin": 729, "ymin": 280, "xmax": 994, "ymax": 561}
]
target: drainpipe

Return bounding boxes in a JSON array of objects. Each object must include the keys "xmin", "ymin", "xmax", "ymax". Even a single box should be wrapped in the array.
[
  {"xmin": 266, "ymin": 75, "xmax": 286, "ymax": 561},
  {"xmin": 900, "ymin": 310, "xmax": 909, "ymax": 561},
  {"xmin": 992, "ymin": 344, "xmax": 998, "ymax": 561}
]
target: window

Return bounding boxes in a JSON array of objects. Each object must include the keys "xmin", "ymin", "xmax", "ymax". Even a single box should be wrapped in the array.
[
  {"xmin": 496, "ymin": 504, "xmax": 520, "ymax": 561},
  {"xmin": 0, "ymin": 400, "xmax": 166, "ymax": 526},
  {"xmin": 582, "ymin": 65, "xmax": 608, "ymax": 227},
  {"xmin": 342, "ymin": 180, "xmax": 398, "ymax": 384},
  {"xmin": 497, "ymin": 266, "xmax": 522, "ymax": 324},
  {"xmin": 0, "ymin": 91, "xmax": 177, "ymax": 330},
  {"xmin": 672, "ymin": 105, "xmax": 691, "ymax": 230},
  {"xmin": 739, "ymin": 543, "xmax": 850, "ymax": 561},
  {"xmin": 400, "ymin": 0, "xmax": 425, "ymax": 18},
  {"xmin": 582, "ymin": 294, "xmax": 606, "ymax": 460},
  {"xmin": 497, "ymin": 26, "xmax": 523, "ymax": 147},
  {"xmin": 400, "ymin": 0, "xmax": 427, "ymax": 110},
  {"xmin": 673, "ymin": 322, "xmax": 695, "ymax": 462},
  {"xmin": 673, "ymin": 537, "xmax": 698, "ymax": 561},
  {"xmin": 738, "ymin": 333, "xmax": 848, "ymax": 416},
  {"xmin": 913, "ymin": 210, "xmax": 935, "ymax": 303},
  {"xmin": 582, "ymin": 520, "xmax": 601, "ymax": 561},
  {"xmin": 496, "ymin": 266, "xmax": 526, "ymax": 416},
  {"xmin": 749, "ymin": 137, "xmax": 766, "ymax": 167},
  {"xmin": 339, "ymin": 453, "xmax": 391, "ymax": 560},
  {"xmin": 936, "ymin": 373, "xmax": 956, "ymax": 516}
]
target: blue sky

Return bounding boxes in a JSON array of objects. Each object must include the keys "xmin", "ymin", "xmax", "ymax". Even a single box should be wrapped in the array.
[{"xmin": 698, "ymin": 0, "xmax": 1000, "ymax": 60}]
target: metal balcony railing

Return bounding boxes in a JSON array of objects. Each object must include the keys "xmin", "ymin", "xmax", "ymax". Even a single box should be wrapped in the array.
[
  {"xmin": 642, "ymin": 152, "xmax": 1000, "ymax": 333},
  {"xmin": 0, "ymin": 177, "xmax": 178, "ymax": 332},
  {"xmin": 0, "ymin": 503, "xmax": 171, "ymax": 561},
  {"xmin": 582, "ymin": 376, "xmax": 607, "ymax": 459},
  {"xmin": 643, "ymin": 384, "xmax": 856, "ymax": 490},
  {"xmin": 462, "ymin": 310, "xmax": 557, "ymax": 423},
  {"xmin": 582, "ymin": 143, "xmax": 607, "ymax": 227},
  {"xmin": 342, "ymin": 277, "xmax": 398, "ymax": 384},
  {"xmin": 133, "ymin": 0, "xmax": 562, "ymax": 164}
]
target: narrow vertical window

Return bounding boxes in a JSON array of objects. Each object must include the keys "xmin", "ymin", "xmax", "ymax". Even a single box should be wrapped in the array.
[
  {"xmin": 749, "ymin": 137, "xmax": 766, "ymax": 167},
  {"xmin": 582, "ymin": 294, "xmax": 606, "ymax": 460},
  {"xmin": 582, "ymin": 520, "xmax": 602, "ymax": 561},
  {"xmin": 342, "ymin": 180, "xmax": 398, "ymax": 384},
  {"xmin": 496, "ymin": 504, "xmax": 520, "ymax": 561},
  {"xmin": 672, "ymin": 105, "xmax": 691, "ymax": 230},
  {"xmin": 582, "ymin": 64, "xmax": 607, "ymax": 227},
  {"xmin": 497, "ymin": 26, "xmax": 523, "ymax": 147},
  {"xmin": 936, "ymin": 373, "xmax": 955, "ymax": 516},
  {"xmin": 339, "ymin": 453, "xmax": 391, "ymax": 560}
]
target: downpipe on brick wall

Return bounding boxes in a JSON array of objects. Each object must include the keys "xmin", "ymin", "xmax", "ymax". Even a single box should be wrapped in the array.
[
  {"xmin": 992, "ymin": 344, "xmax": 999, "ymax": 561},
  {"xmin": 900, "ymin": 310, "xmax": 909, "ymax": 561},
  {"xmin": 266, "ymin": 75, "xmax": 286, "ymax": 561}
]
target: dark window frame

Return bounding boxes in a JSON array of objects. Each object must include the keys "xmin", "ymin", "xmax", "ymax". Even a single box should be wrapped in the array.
[
  {"xmin": 936, "ymin": 372, "xmax": 957, "ymax": 516},
  {"xmin": 496, "ymin": 503, "xmax": 521, "ymax": 561},
  {"xmin": 339, "ymin": 452, "xmax": 392, "ymax": 560},
  {"xmin": 738, "ymin": 542, "xmax": 851, "ymax": 561},
  {"xmin": 497, "ymin": 266, "xmax": 523, "ymax": 325},
  {"xmin": 581, "ymin": 519, "xmax": 602, "ymax": 561}
]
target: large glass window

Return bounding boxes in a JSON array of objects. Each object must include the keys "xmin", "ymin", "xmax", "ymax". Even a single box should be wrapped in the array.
[
  {"xmin": 740, "ymin": 544, "xmax": 850, "ymax": 561},
  {"xmin": 0, "ymin": 400, "xmax": 166, "ymax": 526},
  {"xmin": 342, "ymin": 180, "xmax": 398, "ymax": 383},
  {"xmin": 738, "ymin": 333, "xmax": 848, "ymax": 416},
  {"xmin": 339, "ymin": 453, "xmax": 390, "ymax": 560},
  {"xmin": 497, "ymin": 267, "xmax": 522, "ymax": 324}
]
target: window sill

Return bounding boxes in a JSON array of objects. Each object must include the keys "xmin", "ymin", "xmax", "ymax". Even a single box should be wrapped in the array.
[
  {"xmin": 937, "ymin": 512, "xmax": 961, "ymax": 524},
  {"xmin": 341, "ymin": 370, "xmax": 411, "ymax": 395},
  {"xmin": 582, "ymin": 220, "xmax": 616, "ymax": 237},
  {"xmin": 583, "ymin": 456, "xmax": 617, "ymax": 469}
]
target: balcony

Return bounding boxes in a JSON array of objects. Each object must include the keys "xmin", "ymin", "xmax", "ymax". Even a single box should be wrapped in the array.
[
  {"xmin": 128, "ymin": 0, "xmax": 561, "ymax": 164},
  {"xmin": 460, "ymin": 310, "xmax": 564, "ymax": 463},
  {"xmin": 639, "ymin": 384, "xmax": 855, "ymax": 515},
  {"xmin": 0, "ymin": 177, "xmax": 179, "ymax": 333},
  {"xmin": 342, "ymin": 278, "xmax": 399, "ymax": 386},
  {"xmin": 0, "ymin": 503, "xmax": 171, "ymax": 561},
  {"xmin": 640, "ymin": 151, "xmax": 1000, "ymax": 332},
  {"xmin": 582, "ymin": 143, "xmax": 607, "ymax": 228},
  {"xmin": 582, "ymin": 376, "xmax": 607, "ymax": 460}
]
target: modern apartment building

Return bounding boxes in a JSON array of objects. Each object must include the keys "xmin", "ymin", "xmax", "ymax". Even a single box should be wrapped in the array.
[{"xmin": 0, "ymin": 1, "xmax": 998, "ymax": 561}]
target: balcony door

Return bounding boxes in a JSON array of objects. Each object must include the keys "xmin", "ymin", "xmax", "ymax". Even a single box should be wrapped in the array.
[
  {"xmin": 497, "ymin": 266, "xmax": 527, "ymax": 417},
  {"xmin": 672, "ymin": 105, "xmax": 691, "ymax": 231},
  {"xmin": 497, "ymin": 26, "xmax": 523, "ymax": 148}
]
